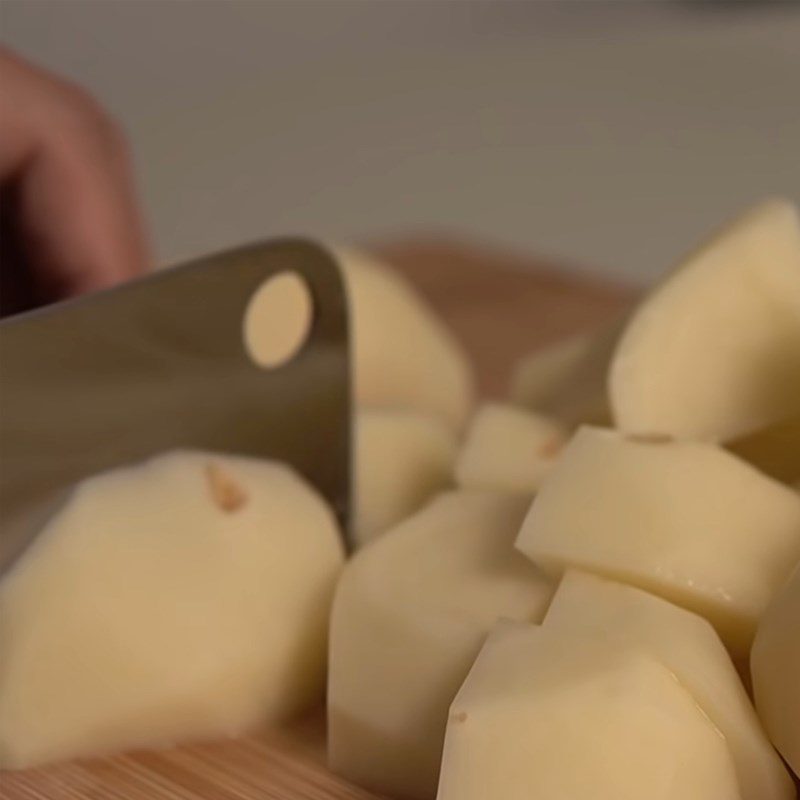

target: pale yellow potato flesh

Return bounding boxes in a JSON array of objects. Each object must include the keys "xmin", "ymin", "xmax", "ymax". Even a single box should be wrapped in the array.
[
  {"xmin": 543, "ymin": 570, "xmax": 794, "ymax": 800},
  {"xmin": 610, "ymin": 198, "xmax": 800, "ymax": 442},
  {"xmin": 333, "ymin": 246, "xmax": 475, "ymax": 432},
  {"xmin": 355, "ymin": 409, "xmax": 457, "ymax": 547},
  {"xmin": 515, "ymin": 426, "xmax": 800, "ymax": 657},
  {"xmin": 0, "ymin": 451, "xmax": 344, "ymax": 770},
  {"xmin": 328, "ymin": 492, "xmax": 553, "ymax": 799},
  {"xmin": 455, "ymin": 403, "xmax": 566, "ymax": 494},
  {"xmin": 510, "ymin": 332, "xmax": 595, "ymax": 406},
  {"xmin": 509, "ymin": 325, "xmax": 619, "ymax": 427},
  {"xmin": 437, "ymin": 621, "xmax": 742, "ymax": 800},
  {"xmin": 752, "ymin": 563, "xmax": 800, "ymax": 778}
]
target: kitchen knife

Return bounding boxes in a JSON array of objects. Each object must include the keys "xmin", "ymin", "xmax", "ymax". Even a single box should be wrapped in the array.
[{"xmin": 0, "ymin": 238, "xmax": 351, "ymax": 570}]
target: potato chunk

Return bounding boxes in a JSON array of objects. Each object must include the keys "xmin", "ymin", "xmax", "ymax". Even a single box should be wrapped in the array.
[
  {"xmin": 437, "ymin": 622, "xmax": 741, "ymax": 800},
  {"xmin": 610, "ymin": 199, "xmax": 800, "ymax": 442},
  {"xmin": 455, "ymin": 403, "xmax": 566, "ymax": 494},
  {"xmin": 334, "ymin": 247, "xmax": 475, "ymax": 431},
  {"xmin": 509, "ymin": 326, "xmax": 618, "ymax": 427},
  {"xmin": 328, "ymin": 492, "xmax": 553, "ymax": 799},
  {"xmin": 752, "ymin": 563, "xmax": 800, "ymax": 778},
  {"xmin": 355, "ymin": 409, "xmax": 456, "ymax": 547},
  {"xmin": 544, "ymin": 570, "xmax": 794, "ymax": 800},
  {"xmin": 0, "ymin": 451, "xmax": 344, "ymax": 769},
  {"xmin": 515, "ymin": 426, "xmax": 800, "ymax": 657}
]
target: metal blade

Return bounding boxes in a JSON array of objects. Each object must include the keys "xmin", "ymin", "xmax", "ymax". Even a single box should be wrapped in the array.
[{"xmin": 0, "ymin": 238, "xmax": 351, "ymax": 570}]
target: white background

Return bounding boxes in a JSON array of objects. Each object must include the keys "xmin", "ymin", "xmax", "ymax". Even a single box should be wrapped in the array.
[{"xmin": 3, "ymin": 1, "xmax": 799, "ymax": 284}]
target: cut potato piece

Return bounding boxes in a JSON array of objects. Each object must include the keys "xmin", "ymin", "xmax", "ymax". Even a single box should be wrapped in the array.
[
  {"xmin": 509, "ymin": 324, "xmax": 620, "ymax": 427},
  {"xmin": 355, "ymin": 409, "xmax": 457, "ymax": 547},
  {"xmin": 752, "ymin": 563, "xmax": 800, "ymax": 777},
  {"xmin": 455, "ymin": 403, "xmax": 566, "ymax": 494},
  {"xmin": 510, "ymin": 332, "xmax": 594, "ymax": 406},
  {"xmin": 333, "ymin": 246, "xmax": 474, "ymax": 431},
  {"xmin": 328, "ymin": 492, "xmax": 553, "ymax": 799},
  {"xmin": 0, "ymin": 451, "xmax": 344, "ymax": 770},
  {"xmin": 516, "ymin": 426, "xmax": 800, "ymax": 657},
  {"xmin": 728, "ymin": 416, "xmax": 800, "ymax": 485},
  {"xmin": 610, "ymin": 199, "xmax": 800, "ymax": 442},
  {"xmin": 437, "ymin": 621, "xmax": 741, "ymax": 800},
  {"xmin": 544, "ymin": 570, "xmax": 794, "ymax": 800}
]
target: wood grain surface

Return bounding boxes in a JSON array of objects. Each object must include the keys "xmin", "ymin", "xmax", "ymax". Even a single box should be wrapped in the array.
[{"xmin": 2, "ymin": 240, "xmax": 633, "ymax": 800}]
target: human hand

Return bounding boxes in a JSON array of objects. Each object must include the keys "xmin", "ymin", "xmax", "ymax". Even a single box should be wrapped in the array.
[{"xmin": 0, "ymin": 48, "xmax": 149, "ymax": 315}]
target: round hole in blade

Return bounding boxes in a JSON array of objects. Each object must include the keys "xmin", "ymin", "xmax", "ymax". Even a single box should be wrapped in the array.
[{"xmin": 243, "ymin": 271, "xmax": 313, "ymax": 368}]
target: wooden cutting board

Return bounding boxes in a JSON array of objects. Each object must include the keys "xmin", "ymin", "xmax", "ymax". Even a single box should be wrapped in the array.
[{"xmin": 2, "ymin": 239, "xmax": 634, "ymax": 800}]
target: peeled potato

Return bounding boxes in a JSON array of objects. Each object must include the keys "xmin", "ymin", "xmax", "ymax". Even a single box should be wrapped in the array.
[
  {"xmin": 510, "ymin": 332, "xmax": 595, "ymax": 406},
  {"xmin": 333, "ymin": 247, "xmax": 475, "ymax": 431},
  {"xmin": 509, "ymin": 325, "xmax": 620, "ymax": 427},
  {"xmin": 751, "ymin": 563, "xmax": 800, "ymax": 778},
  {"xmin": 544, "ymin": 570, "xmax": 793, "ymax": 800},
  {"xmin": 328, "ymin": 492, "xmax": 553, "ymax": 799},
  {"xmin": 516, "ymin": 426, "xmax": 800, "ymax": 657},
  {"xmin": 355, "ymin": 409, "xmax": 457, "ymax": 547},
  {"xmin": 0, "ymin": 451, "xmax": 344, "ymax": 770},
  {"xmin": 455, "ymin": 403, "xmax": 566, "ymax": 494},
  {"xmin": 437, "ymin": 621, "xmax": 741, "ymax": 800},
  {"xmin": 610, "ymin": 199, "xmax": 800, "ymax": 442}
]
